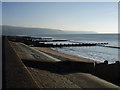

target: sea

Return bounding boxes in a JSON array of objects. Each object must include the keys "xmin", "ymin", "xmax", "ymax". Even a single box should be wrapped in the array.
[{"xmin": 35, "ymin": 34, "xmax": 119, "ymax": 64}]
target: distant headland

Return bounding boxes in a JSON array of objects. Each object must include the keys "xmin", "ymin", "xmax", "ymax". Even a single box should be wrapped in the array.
[{"xmin": 2, "ymin": 25, "xmax": 97, "ymax": 36}]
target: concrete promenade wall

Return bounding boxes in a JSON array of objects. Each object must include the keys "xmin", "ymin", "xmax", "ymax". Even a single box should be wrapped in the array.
[
  {"xmin": 95, "ymin": 63, "xmax": 120, "ymax": 86},
  {"xmin": 3, "ymin": 36, "xmax": 38, "ymax": 88}
]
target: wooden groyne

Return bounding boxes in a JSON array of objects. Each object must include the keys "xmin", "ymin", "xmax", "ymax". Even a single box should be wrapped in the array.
[
  {"xmin": 7, "ymin": 36, "xmax": 108, "ymax": 47},
  {"xmin": 32, "ymin": 43, "xmax": 108, "ymax": 47},
  {"xmin": 99, "ymin": 45, "xmax": 120, "ymax": 49}
]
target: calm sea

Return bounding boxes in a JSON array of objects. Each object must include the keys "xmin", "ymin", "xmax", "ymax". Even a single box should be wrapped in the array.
[{"xmin": 36, "ymin": 34, "xmax": 119, "ymax": 63}]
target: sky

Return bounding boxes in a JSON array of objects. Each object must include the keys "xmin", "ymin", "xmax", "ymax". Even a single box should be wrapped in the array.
[
  {"xmin": 2, "ymin": 2, "xmax": 118, "ymax": 33},
  {"xmin": 0, "ymin": 2, "xmax": 1, "ymax": 26}
]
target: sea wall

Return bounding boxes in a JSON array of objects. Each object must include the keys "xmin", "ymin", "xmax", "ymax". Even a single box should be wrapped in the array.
[
  {"xmin": 95, "ymin": 62, "xmax": 120, "ymax": 86},
  {"xmin": 2, "ymin": 36, "xmax": 39, "ymax": 88}
]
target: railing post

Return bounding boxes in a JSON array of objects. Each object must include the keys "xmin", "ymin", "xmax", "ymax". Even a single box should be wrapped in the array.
[{"xmin": 104, "ymin": 60, "xmax": 108, "ymax": 64}]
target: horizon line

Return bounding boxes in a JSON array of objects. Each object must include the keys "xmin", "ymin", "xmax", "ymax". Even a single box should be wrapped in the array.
[{"xmin": 2, "ymin": 24, "xmax": 118, "ymax": 33}]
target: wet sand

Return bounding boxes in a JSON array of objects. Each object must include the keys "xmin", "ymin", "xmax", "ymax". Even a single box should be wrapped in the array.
[
  {"xmin": 6, "ymin": 40, "xmax": 120, "ymax": 88},
  {"xmin": 33, "ymin": 47, "xmax": 100, "ymax": 63}
]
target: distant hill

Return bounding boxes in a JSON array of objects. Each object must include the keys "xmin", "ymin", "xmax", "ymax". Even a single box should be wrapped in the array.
[{"xmin": 2, "ymin": 25, "xmax": 97, "ymax": 36}]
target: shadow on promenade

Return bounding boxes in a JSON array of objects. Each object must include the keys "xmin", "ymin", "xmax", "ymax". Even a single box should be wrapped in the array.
[
  {"xmin": 22, "ymin": 59, "xmax": 94, "ymax": 74},
  {"xmin": 22, "ymin": 59, "xmax": 120, "ymax": 86}
]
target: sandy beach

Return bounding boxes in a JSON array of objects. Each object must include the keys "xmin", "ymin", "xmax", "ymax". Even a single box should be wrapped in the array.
[{"xmin": 33, "ymin": 47, "xmax": 100, "ymax": 63}]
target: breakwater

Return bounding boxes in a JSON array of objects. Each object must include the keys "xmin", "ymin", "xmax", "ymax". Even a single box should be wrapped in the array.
[
  {"xmin": 99, "ymin": 45, "xmax": 120, "ymax": 49},
  {"xmin": 7, "ymin": 36, "xmax": 108, "ymax": 47}
]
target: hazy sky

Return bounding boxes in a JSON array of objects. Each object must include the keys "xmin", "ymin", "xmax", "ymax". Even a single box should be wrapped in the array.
[{"xmin": 2, "ymin": 2, "xmax": 118, "ymax": 33}]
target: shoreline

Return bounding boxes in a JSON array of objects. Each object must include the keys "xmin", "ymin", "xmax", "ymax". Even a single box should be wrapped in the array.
[
  {"xmin": 49, "ymin": 47, "xmax": 118, "ymax": 64},
  {"xmin": 33, "ymin": 47, "xmax": 101, "ymax": 64}
]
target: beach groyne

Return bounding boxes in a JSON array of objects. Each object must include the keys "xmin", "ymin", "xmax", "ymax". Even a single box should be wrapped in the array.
[
  {"xmin": 7, "ymin": 36, "xmax": 108, "ymax": 47},
  {"xmin": 99, "ymin": 45, "xmax": 120, "ymax": 49}
]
